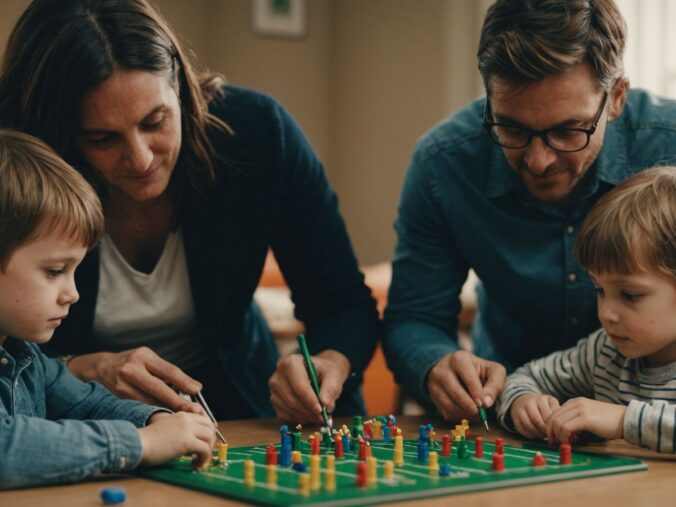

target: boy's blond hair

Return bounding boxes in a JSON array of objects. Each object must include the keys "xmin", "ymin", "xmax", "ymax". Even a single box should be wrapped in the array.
[
  {"xmin": 0, "ymin": 130, "xmax": 104, "ymax": 269},
  {"xmin": 575, "ymin": 166, "xmax": 676, "ymax": 280}
]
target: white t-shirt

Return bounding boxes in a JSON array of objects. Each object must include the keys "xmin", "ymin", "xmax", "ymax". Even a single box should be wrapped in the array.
[{"xmin": 92, "ymin": 231, "xmax": 207, "ymax": 374}]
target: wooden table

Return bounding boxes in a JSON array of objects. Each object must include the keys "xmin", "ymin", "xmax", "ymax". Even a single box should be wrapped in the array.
[{"xmin": 2, "ymin": 416, "xmax": 674, "ymax": 506}]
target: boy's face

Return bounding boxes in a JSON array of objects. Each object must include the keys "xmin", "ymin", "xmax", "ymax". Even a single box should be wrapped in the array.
[
  {"xmin": 0, "ymin": 229, "xmax": 86, "ymax": 344},
  {"xmin": 591, "ymin": 269, "xmax": 676, "ymax": 367}
]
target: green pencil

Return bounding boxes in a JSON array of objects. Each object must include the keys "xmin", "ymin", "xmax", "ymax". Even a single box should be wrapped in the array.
[
  {"xmin": 297, "ymin": 334, "xmax": 332, "ymax": 431},
  {"xmin": 479, "ymin": 406, "xmax": 490, "ymax": 432}
]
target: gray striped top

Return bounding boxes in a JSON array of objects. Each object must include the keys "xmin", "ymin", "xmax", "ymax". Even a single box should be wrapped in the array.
[{"xmin": 496, "ymin": 329, "xmax": 676, "ymax": 453}]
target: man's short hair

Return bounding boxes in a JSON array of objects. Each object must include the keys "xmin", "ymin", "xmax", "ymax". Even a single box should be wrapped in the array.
[
  {"xmin": 478, "ymin": 0, "xmax": 626, "ymax": 91},
  {"xmin": 0, "ymin": 130, "xmax": 104, "ymax": 269},
  {"xmin": 575, "ymin": 167, "xmax": 676, "ymax": 281}
]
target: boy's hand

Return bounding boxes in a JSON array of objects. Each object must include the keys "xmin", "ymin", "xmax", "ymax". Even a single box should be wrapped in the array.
[
  {"xmin": 269, "ymin": 349, "xmax": 350, "ymax": 424},
  {"xmin": 546, "ymin": 398, "xmax": 626, "ymax": 444},
  {"xmin": 68, "ymin": 348, "xmax": 204, "ymax": 413},
  {"xmin": 510, "ymin": 394, "xmax": 561, "ymax": 439},
  {"xmin": 139, "ymin": 412, "xmax": 216, "ymax": 467},
  {"xmin": 427, "ymin": 350, "xmax": 507, "ymax": 420}
]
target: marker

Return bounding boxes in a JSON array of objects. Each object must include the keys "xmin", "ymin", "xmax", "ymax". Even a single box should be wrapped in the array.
[
  {"xmin": 297, "ymin": 334, "xmax": 332, "ymax": 432},
  {"xmin": 479, "ymin": 406, "xmax": 490, "ymax": 432}
]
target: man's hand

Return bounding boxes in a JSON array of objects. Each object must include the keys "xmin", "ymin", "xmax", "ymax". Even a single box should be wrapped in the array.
[
  {"xmin": 269, "ymin": 349, "xmax": 350, "ymax": 424},
  {"xmin": 139, "ymin": 412, "xmax": 216, "ymax": 467},
  {"xmin": 546, "ymin": 398, "xmax": 626, "ymax": 444},
  {"xmin": 510, "ymin": 394, "xmax": 561, "ymax": 439},
  {"xmin": 427, "ymin": 350, "xmax": 506, "ymax": 420},
  {"xmin": 68, "ymin": 347, "xmax": 203, "ymax": 413}
]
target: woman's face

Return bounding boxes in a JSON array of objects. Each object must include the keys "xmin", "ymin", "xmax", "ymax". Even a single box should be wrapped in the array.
[{"xmin": 77, "ymin": 70, "xmax": 182, "ymax": 204}]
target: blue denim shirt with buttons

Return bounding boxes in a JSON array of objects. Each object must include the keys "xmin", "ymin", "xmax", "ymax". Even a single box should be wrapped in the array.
[
  {"xmin": 0, "ymin": 337, "xmax": 162, "ymax": 489},
  {"xmin": 383, "ymin": 88, "xmax": 676, "ymax": 407}
]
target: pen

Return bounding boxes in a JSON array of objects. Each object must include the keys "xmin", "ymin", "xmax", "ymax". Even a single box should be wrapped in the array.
[
  {"xmin": 479, "ymin": 406, "xmax": 490, "ymax": 432},
  {"xmin": 297, "ymin": 334, "xmax": 332, "ymax": 432}
]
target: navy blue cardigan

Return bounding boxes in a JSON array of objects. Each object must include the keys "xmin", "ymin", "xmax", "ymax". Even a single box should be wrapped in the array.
[{"xmin": 44, "ymin": 86, "xmax": 380, "ymax": 417}]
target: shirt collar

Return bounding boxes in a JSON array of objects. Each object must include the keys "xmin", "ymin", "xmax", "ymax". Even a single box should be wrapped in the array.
[
  {"xmin": 593, "ymin": 118, "xmax": 629, "ymax": 186},
  {"xmin": 0, "ymin": 337, "xmax": 36, "ymax": 367}
]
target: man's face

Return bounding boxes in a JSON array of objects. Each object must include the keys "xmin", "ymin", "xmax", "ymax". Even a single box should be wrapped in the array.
[{"xmin": 489, "ymin": 62, "xmax": 624, "ymax": 206}]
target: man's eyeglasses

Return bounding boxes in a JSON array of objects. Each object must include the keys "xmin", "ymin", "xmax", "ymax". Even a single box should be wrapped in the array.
[{"xmin": 483, "ymin": 92, "xmax": 608, "ymax": 153}]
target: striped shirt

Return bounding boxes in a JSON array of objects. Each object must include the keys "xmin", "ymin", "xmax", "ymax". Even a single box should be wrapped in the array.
[{"xmin": 496, "ymin": 328, "xmax": 676, "ymax": 453}]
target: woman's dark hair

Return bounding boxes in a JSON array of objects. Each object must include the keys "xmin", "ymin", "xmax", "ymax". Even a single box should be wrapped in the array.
[{"xmin": 0, "ymin": 0, "xmax": 230, "ymax": 213}]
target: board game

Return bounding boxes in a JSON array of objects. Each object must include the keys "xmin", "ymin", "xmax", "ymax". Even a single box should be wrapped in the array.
[{"xmin": 138, "ymin": 417, "xmax": 647, "ymax": 506}]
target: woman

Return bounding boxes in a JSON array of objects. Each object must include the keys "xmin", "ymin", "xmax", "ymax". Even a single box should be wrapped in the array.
[{"xmin": 0, "ymin": 0, "xmax": 379, "ymax": 422}]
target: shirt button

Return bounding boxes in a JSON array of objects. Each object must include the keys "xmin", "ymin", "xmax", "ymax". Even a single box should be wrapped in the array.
[
  {"xmin": 0, "ymin": 358, "xmax": 8, "ymax": 366},
  {"xmin": 566, "ymin": 225, "xmax": 574, "ymax": 234},
  {"xmin": 571, "ymin": 317, "xmax": 578, "ymax": 325},
  {"xmin": 568, "ymin": 273, "xmax": 577, "ymax": 283},
  {"xmin": 118, "ymin": 457, "xmax": 127, "ymax": 469}
]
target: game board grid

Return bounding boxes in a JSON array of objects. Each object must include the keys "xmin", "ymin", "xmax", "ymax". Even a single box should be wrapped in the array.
[{"xmin": 138, "ymin": 438, "xmax": 646, "ymax": 506}]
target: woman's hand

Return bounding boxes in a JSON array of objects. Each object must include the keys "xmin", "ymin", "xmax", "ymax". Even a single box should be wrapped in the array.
[
  {"xmin": 269, "ymin": 349, "xmax": 351, "ymax": 423},
  {"xmin": 68, "ymin": 347, "xmax": 203, "ymax": 413}
]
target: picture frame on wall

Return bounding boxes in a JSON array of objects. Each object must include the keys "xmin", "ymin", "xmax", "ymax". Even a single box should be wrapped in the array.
[{"xmin": 251, "ymin": 0, "xmax": 308, "ymax": 39}]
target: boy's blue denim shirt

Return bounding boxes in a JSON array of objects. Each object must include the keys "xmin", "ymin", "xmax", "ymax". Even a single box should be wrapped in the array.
[
  {"xmin": 0, "ymin": 337, "xmax": 163, "ymax": 489},
  {"xmin": 384, "ymin": 88, "xmax": 676, "ymax": 408}
]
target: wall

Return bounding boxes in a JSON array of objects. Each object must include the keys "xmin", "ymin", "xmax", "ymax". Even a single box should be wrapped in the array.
[
  {"xmin": 202, "ymin": 0, "xmax": 332, "ymax": 165},
  {"xmin": 0, "ymin": 0, "xmax": 485, "ymax": 265},
  {"xmin": 330, "ymin": 0, "xmax": 483, "ymax": 264},
  {"xmin": 199, "ymin": 0, "xmax": 483, "ymax": 264}
]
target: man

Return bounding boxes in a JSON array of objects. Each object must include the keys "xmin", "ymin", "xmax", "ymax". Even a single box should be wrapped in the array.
[{"xmin": 384, "ymin": 0, "xmax": 676, "ymax": 421}]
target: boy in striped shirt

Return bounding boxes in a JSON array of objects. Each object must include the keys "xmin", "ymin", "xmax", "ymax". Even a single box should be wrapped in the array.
[{"xmin": 497, "ymin": 167, "xmax": 676, "ymax": 453}]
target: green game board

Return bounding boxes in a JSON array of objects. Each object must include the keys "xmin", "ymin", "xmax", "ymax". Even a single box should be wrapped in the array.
[{"xmin": 138, "ymin": 437, "xmax": 646, "ymax": 506}]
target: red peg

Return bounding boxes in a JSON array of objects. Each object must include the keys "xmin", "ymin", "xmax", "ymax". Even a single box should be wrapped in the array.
[
  {"xmin": 532, "ymin": 452, "xmax": 547, "ymax": 467},
  {"xmin": 356, "ymin": 462, "xmax": 367, "ymax": 487},
  {"xmin": 559, "ymin": 443, "xmax": 572, "ymax": 465},
  {"xmin": 441, "ymin": 435, "xmax": 451, "ymax": 457},
  {"xmin": 491, "ymin": 452, "xmax": 505, "ymax": 472},
  {"xmin": 266, "ymin": 444, "xmax": 278, "ymax": 465},
  {"xmin": 474, "ymin": 437, "xmax": 483, "ymax": 458}
]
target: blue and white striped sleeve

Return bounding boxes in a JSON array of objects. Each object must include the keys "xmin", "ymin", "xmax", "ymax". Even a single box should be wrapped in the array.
[
  {"xmin": 624, "ymin": 400, "xmax": 676, "ymax": 453},
  {"xmin": 496, "ymin": 330, "xmax": 603, "ymax": 430}
]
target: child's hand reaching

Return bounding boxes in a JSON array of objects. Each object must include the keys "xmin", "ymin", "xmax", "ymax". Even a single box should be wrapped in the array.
[
  {"xmin": 546, "ymin": 397, "xmax": 626, "ymax": 445},
  {"xmin": 138, "ymin": 412, "xmax": 216, "ymax": 467},
  {"xmin": 510, "ymin": 394, "xmax": 561, "ymax": 439}
]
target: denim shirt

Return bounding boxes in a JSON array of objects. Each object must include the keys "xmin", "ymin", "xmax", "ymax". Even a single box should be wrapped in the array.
[
  {"xmin": 0, "ymin": 337, "xmax": 161, "ymax": 489},
  {"xmin": 384, "ymin": 88, "xmax": 676, "ymax": 406}
]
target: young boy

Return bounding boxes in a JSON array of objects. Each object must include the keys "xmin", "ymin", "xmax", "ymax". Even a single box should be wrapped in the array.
[
  {"xmin": 497, "ymin": 167, "xmax": 676, "ymax": 453},
  {"xmin": 0, "ymin": 130, "xmax": 216, "ymax": 488}
]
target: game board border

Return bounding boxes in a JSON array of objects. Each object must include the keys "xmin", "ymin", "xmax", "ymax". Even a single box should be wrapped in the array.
[{"xmin": 138, "ymin": 448, "xmax": 647, "ymax": 507}]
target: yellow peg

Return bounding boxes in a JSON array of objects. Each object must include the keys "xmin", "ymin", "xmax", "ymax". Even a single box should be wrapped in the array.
[
  {"xmin": 310, "ymin": 454, "xmax": 321, "ymax": 491},
  {"xmin": 298, "ymin": 473, "xmax": 310, "ymax": 496},
  {"xmin": 384, "ymin": 460, "xmax": 394, "ymax": 480},
  {"xmin": 244, "ymin": 459, "xmax": 255, "ymax": 488},
  {"xmin": 266, "ymin": 464, "xmax": 277, "ymax": 487}
]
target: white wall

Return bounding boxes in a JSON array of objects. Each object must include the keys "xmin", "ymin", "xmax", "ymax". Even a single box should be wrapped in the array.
[{"xmin": 0, "ymin": 0, "xmax": 487, "ymax": 265}]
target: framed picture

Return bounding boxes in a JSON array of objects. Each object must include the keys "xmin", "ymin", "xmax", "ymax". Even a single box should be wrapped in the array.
[{"xmin": 251, "ymin": 0, "xmax": 308, "ymax": 39}]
